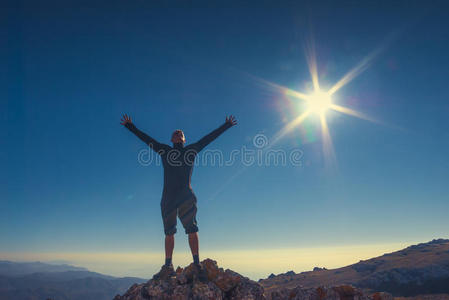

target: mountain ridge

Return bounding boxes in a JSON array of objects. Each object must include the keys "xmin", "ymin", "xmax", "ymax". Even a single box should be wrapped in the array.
[
  {"xmin": 260, "ymin": 238, "xmax": 449, "ymax": 297},
  {"xmin": 2, "ymin": 239, "xmax": 449, "ymax": 299},
  {"xmin": 0, "ymin": 260, "xmax": 88, "ymax": 277},
  {"xmin": 0, "ymin": 261, "xmax": 146, "ymax": 300}
]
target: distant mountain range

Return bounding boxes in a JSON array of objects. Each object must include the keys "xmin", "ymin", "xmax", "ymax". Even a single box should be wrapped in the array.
[
  {"xmin": 260, "ymin": 238, "xmax": 449, "ymax": 297},
  {"xmin": 0, "ymin": 260, "xmax": 88, "ymax": 276},
  {"xmin": 2, "ymin": 239, "xmax": 449, "ymax": 300},
  {"xmin": 0, "ymin": 261, "xmax": 147, "ymax": 300}
]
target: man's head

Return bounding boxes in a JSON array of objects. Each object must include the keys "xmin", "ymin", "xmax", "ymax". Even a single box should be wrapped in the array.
[{"xmin": 171, "ymin": 129, "xmax": 186, "ymax": 144}]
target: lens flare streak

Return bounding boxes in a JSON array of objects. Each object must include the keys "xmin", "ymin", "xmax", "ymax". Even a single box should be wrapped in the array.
[
  {"xmin": 320, "ymin": 114, "xmax": 336, "ymax": 170},
  {"xmin": 305, "ymin": 39, "xmax": 320, "ymax": 92},
  {"xmin": 330, "ymin": 104, "xmax": 381, "ymax": 124},
  {"xmin": 271, "ymin": 110, "xmax": 311, "ymax": 146},
  {"xmin": 265, "ymin": 38, "xmax": 388, "ymax": 168}
]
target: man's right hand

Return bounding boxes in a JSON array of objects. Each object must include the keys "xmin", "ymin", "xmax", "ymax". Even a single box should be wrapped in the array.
[
  {"xmin": 225, "ymin": 115, "xmax": 237, "ymax": 127},
  {"xmin": 120, "ymin": 114, "xmax": 132, "ymax": 126}
]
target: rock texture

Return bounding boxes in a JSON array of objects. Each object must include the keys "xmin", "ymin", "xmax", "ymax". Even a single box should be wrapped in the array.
[
  {"xmin": 270, "ymin": 285, "xmax": 393, "ymax": 300},
  {"xmin": 113, "ymin": 259, "xmax": 393, "ymax": 300},
  {"xmin": 113, "ymin": 259, "xmax": 264, "ymax": 300}
]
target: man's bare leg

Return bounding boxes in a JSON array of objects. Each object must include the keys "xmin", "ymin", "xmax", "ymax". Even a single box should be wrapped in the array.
[
  {"xmin": 188, "ymin": 232, "xmax": 206, "ymax": 281},
  {"xmin": 152, "ymin": 234, "xmax": 175, "ymax": 279},
  {"xmin": 165, "ymin": 234, "xmax": 174, "ymax": 266},
  {"xmin": 188, "ymin": 232, "xmax": 200, "ymax": 264}
]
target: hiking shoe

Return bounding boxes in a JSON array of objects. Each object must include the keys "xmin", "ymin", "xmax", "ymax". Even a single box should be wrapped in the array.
[
  {"xmin": 193, "ymin": 263, "xmax": 208, "ymax": 283},
  {"xmin": 152, "ymin": 264, "xmax": 176, "ymax": 281}
]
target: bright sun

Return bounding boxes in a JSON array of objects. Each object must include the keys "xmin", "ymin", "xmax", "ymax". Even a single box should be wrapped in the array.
[
  {"xmin": 307, "ymin": 91, "xmax": 332, "ymax": 115},
  {"xmin": 260, "ymin": 38, "xmax": 382, "ymax": 169}
]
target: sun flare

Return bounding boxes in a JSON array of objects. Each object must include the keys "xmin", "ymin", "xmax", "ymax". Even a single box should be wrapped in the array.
[
  {"xmin": 307, "ymin": 91, "xmax": 333, "ymax": 115},
  {"xmin": 261, "ymin": 38, "xmax": 384, "ymax": 169}
]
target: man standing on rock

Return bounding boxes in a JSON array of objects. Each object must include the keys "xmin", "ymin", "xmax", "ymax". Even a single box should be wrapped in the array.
[{"xmin": 121, "ymin": 114, "xmax": 237, "ymax": 279}]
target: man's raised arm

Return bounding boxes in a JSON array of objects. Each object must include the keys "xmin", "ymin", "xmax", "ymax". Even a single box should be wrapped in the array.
[
  {"xmin": 120, "ymin": 114, "xmax": 165, "ymax": 153},
  {"xmin": 192, "ymin": 115, "xmax": 237, "ymax": 152}
]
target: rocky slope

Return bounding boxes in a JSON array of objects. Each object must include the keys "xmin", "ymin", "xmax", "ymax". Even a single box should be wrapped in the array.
[
  {"xmin": 260, "ymin": 239, "xmax": 449, "ymax": 297},
  {"xmin": 113, "ymin": 259, "xmax": 393, "ymax": 300}
]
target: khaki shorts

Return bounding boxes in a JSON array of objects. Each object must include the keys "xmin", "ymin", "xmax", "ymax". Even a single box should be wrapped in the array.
[{"xmin": 161, "ymin": 192, "xmax": 198, "ymax": 235}]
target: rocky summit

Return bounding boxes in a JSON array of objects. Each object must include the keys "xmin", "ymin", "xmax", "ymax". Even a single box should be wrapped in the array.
[
  {"xmin": 113, "ymin": 259, "xmax": 393, "ymax": 300},
  {"xmin": 112, "ymin": 259, "xmax": 264, "ymax": 300}
]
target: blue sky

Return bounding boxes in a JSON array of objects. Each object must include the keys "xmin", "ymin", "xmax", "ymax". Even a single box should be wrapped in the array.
[{"xmin": 1, "ymin": 1, "xmax": 449, "ymax": 278}]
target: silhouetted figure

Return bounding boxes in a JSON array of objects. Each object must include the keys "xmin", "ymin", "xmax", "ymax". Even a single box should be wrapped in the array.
[{"xmin": 121, "ymin": 114, "xmax": 237, "ymax": 279}]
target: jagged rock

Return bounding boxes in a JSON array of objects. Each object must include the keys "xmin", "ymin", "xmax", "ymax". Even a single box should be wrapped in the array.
[
  {"xmin": 290, "ymin": 285, "xmax": 365, "ymax": 300},
  {"xmin": 227, "ymin": 275, "xmax": 265, "ymax": 300},
  {"xmin": 113, "ymin": 259, "xmax": 395, "ymax": 300},
  {"xmin": 113, "ymin": 259, "xmax": 265, "ymax": 300},
  {"xmin": 371, "ymin": 292, "xmax": 393, "ymax": 300},
  {"xmin": 191, "ymin": 281, "xmax": 223, "ymax": 299},
  {"xmin": 268, "ymin": 285, "xmax": 392, "ymax": 300}
]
